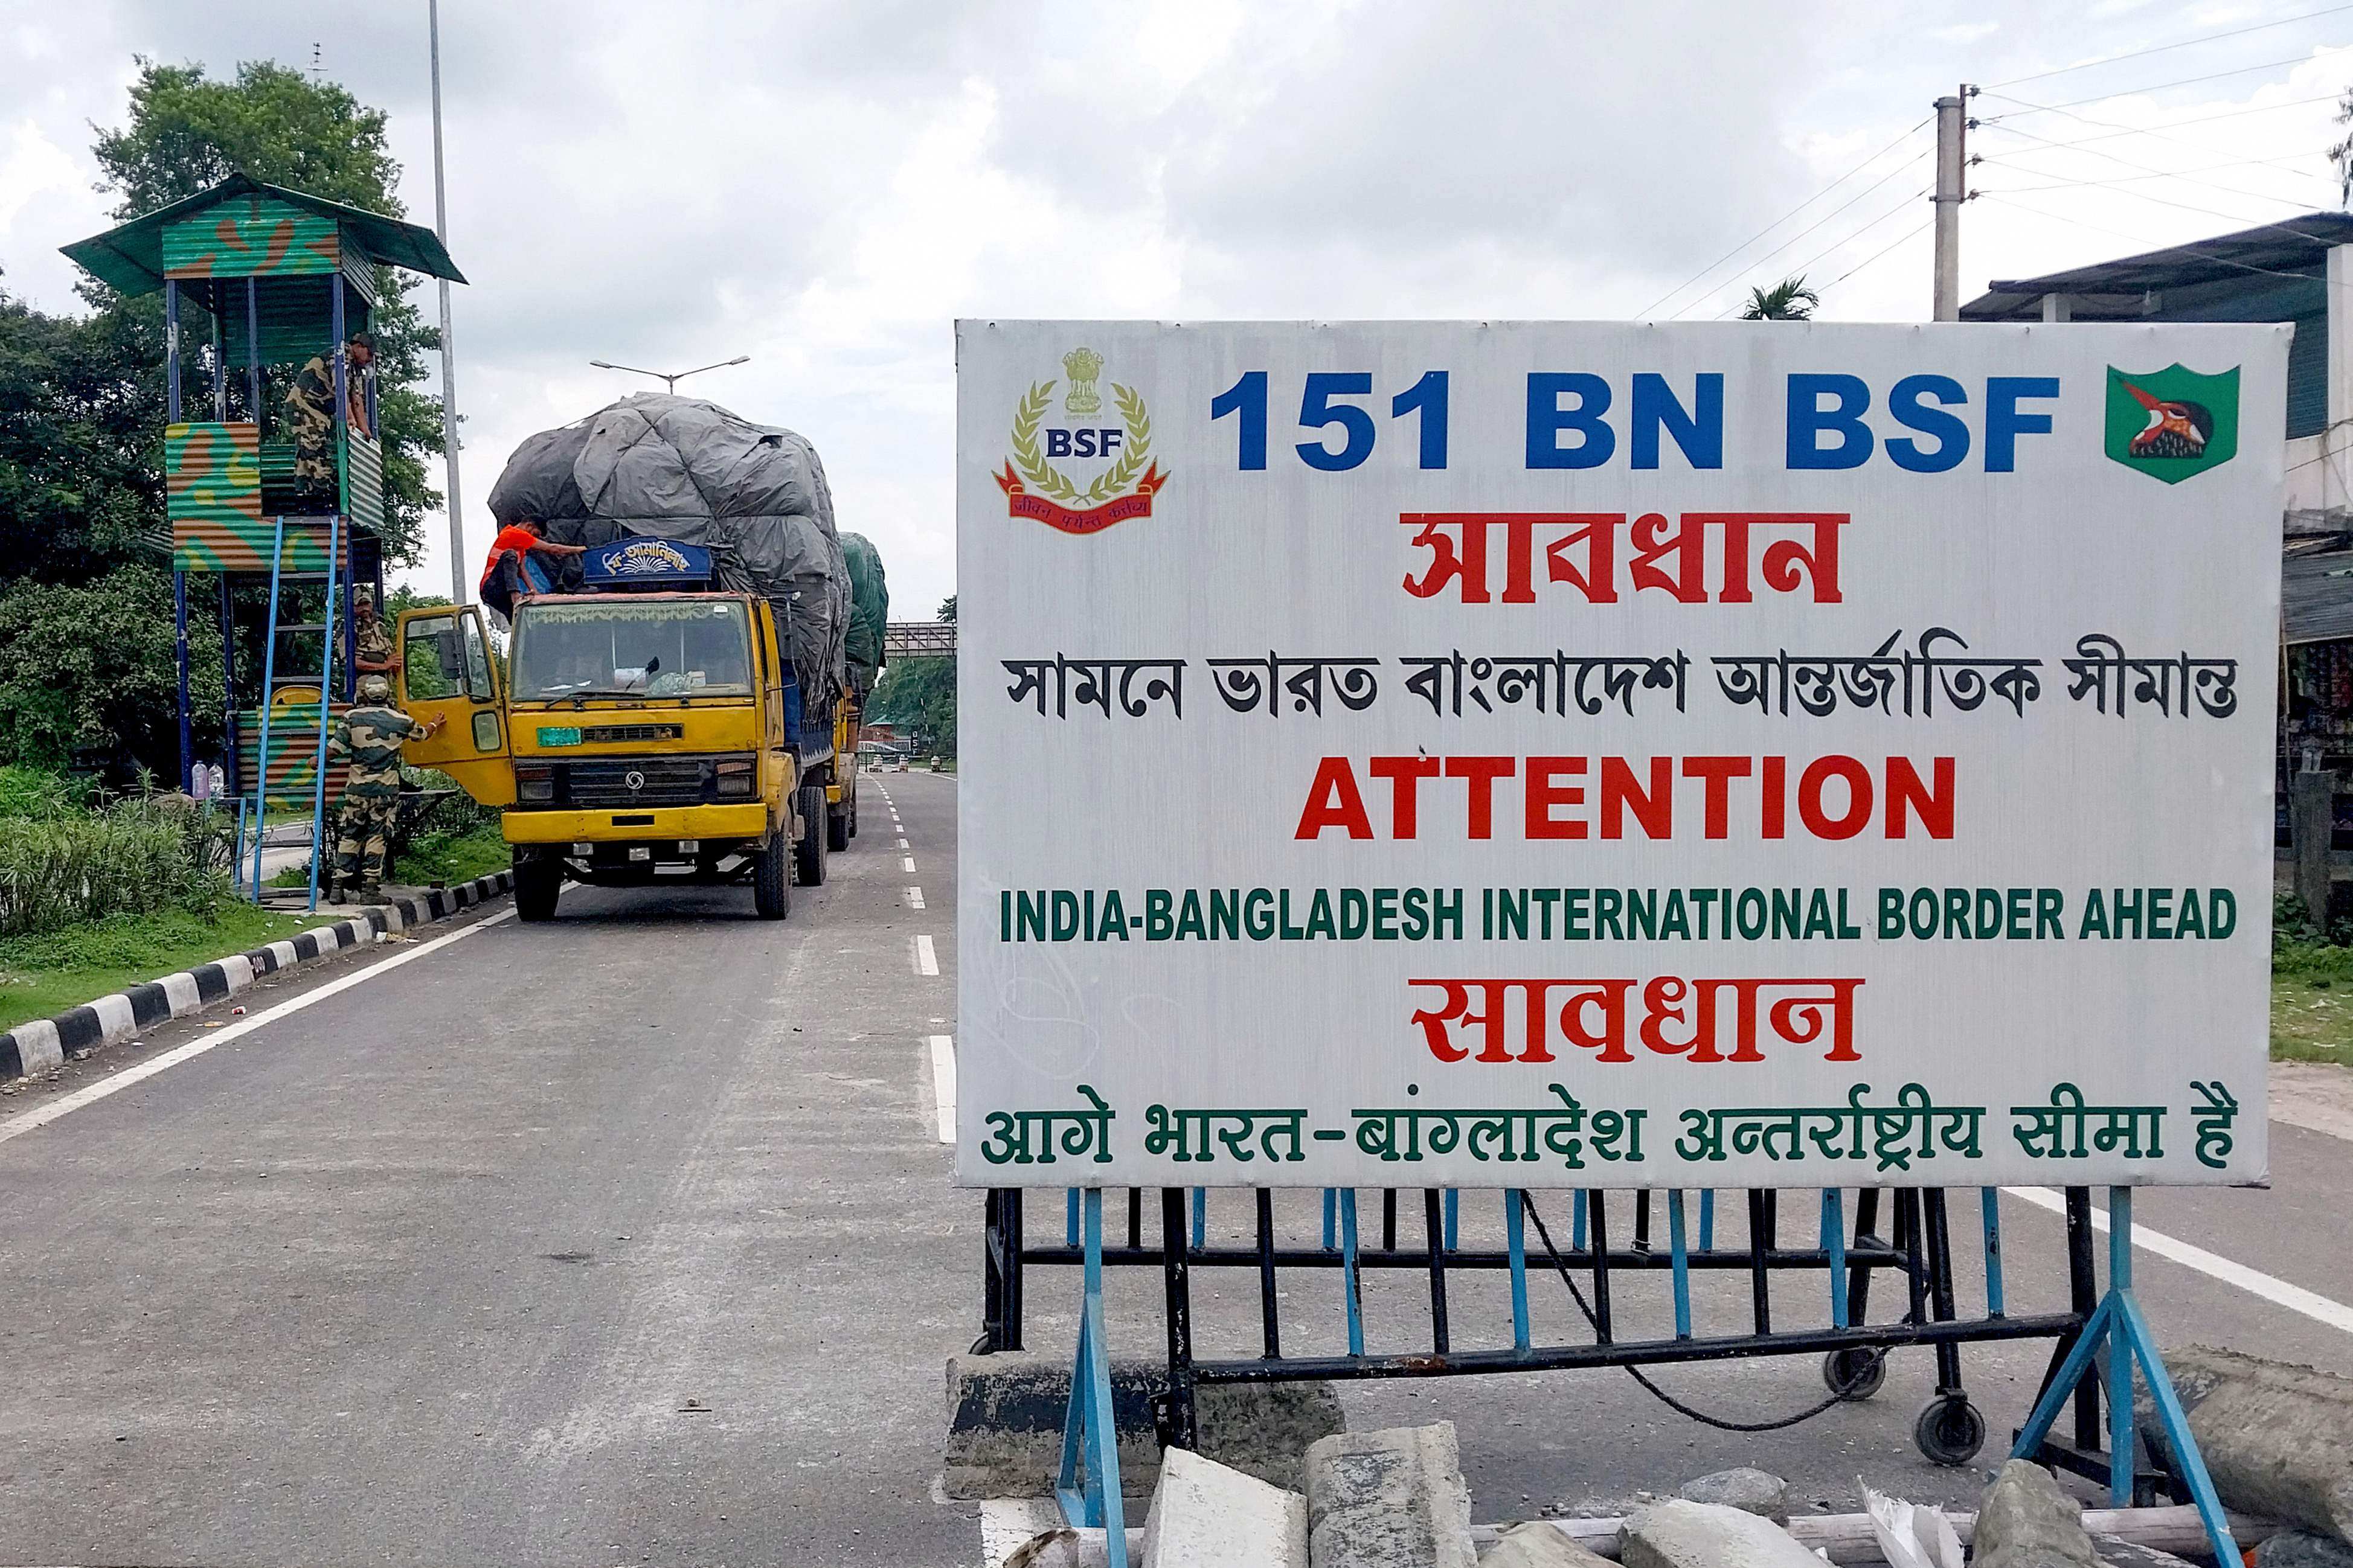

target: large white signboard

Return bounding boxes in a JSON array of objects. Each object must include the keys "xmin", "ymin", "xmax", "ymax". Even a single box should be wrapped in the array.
[{"xmin": 955, "ymin": 321, "xmax": 2284, "ymax": 1189}]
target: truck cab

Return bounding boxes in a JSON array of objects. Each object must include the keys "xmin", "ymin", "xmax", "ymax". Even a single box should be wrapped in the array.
[{"xmin": 394, "ymin": 541, "xmax": 836, "ymax": 922}]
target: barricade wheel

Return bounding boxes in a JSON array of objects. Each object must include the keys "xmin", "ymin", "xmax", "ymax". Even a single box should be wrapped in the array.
[
  {"xmin": 1822, "ymin": 1347, "xmax": 1885, "ymax": 1401},
  {"xmin": 1913, "ymin": 1396, "xmax": 1985, "ymax": 1467}
]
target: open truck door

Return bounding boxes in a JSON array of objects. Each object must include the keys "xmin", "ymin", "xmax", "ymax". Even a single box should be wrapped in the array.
[{"xmin": 394, "ymin": 604, "xmax": 516, "ymax": 806}]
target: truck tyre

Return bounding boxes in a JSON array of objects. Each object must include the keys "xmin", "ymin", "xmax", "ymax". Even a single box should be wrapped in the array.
[
  {"xmin": 795, "ymin": 782, "xmax": 829, "ymax": 886},
  {"xmin": 515, "ymin": 857, "xmax": 562, "ymax": 923},
  {"xmin": 848, "ymin": 786, "xmax": 859, "ymax": 839},
  {"xmin": 753, "ymin": 831, "xmax": 792, "ymax": 920},
  {"xmin": 827, "ymin": 798, "xmax": 851, "ymax": 853}
]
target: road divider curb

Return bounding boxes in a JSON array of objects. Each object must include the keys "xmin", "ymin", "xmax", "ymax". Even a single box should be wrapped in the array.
[{"xmin": 0, "ymin": 871, "xmax": 515, "ymax": 1085}]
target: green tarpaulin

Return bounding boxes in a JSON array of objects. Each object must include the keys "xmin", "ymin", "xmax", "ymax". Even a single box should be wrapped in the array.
[{"xmin": 843, "ymin": 532, "xmax": 889, "ymax": 697}]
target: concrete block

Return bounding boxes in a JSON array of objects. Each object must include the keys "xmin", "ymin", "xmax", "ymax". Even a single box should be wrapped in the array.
[
  {"xmin": 1305, "ymin": 1422, "xmax": 1475, "ymax": 1568},
  {"xmin": 1974, "ymin": 1459, "xmax": 2096, "ymax": 1568},
  {"xmin": 2134, "ymin": 1344, "xmax": 2353, "ymax": 1542},
  {"xmin": 1677, "ymin": 1467, "xmax": 1789, "ymax": 1523},
  {"xmin": 1620, "ymin": 1499, "xmax": 1822, "ymax": 1568},
  {"xmin": 1481, "ymin": 1520, "xmax": 1615, "ymax": 1567},
  {"xmin": 2259, "ymin": 1531, "xmax": 2353, "ymax": 1567},
  {"xmin": 942, "ymin": 1353, "xmax": 1343, "ymax": 1499},
  {"xmin": 1140, "ymin": 1447, "xmax": 1305, "ymax": 1567}
]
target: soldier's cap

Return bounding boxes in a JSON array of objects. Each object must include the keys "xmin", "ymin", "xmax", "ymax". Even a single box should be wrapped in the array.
[
  {"xmin": 358, "ymin": 674, "xmax": 393, "ymax": 700},
  {"xmin": 353, "ymin": 586, "xmax": 375, "ymax": 605},
  {"xmin": 348, "ymin": 330, "xmax": 376, "ymax": 352}
]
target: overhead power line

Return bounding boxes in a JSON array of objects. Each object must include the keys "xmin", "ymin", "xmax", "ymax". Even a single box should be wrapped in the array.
[
  {"xmin": 1985, "ymin": 4, "xmax": 2353, "ymax": 90},
  {"xmin": 1980, "ymin": 190, "xmax": 2347, "ymax": 287},
  {"xmin": 1983, "ymin": 53, "xmax": 2345, "ymax": 117},
  {"xmin": 1982, "ymin": 151, "xmax": 2336, "ymax": 192},
  {"xmin": 1637, "ymin": 118, "xmax": 1930, "ymax": 318},
  {"xmin": 1709, "ymin": 183, "xmax": 1939, "ymax": 319},
  {"xmin": 1978, "ymin": 111, "xmax": 2332, "ymax": 216},
  {"xmin": 1826, "ymin": 217, "xmax": 1936, "ymax": 289},
  {"xmin": 1982, "ymin": 172, "xmax": 2313, "ymax": 231},
  {"xmin": 1990, "ymin": 91, "xmax": 2342, "ymax": 150},
  {"xmin": 1676, "ymin": 164, "xmax": 1934, "ymax": 319}
]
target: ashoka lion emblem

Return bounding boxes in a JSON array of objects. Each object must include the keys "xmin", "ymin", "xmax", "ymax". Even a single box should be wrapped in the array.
[{"xmin": 998, "ymin": 345, "xmax": 1169, "ymax": 536}]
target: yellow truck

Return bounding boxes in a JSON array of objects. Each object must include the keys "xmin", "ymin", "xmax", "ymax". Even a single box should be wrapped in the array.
[{"xmin": 393, "ymin": 572, "xmax": 846, "ymax": 922}]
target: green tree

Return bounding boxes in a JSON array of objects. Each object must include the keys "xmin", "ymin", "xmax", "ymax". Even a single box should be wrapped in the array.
[
  {"xmin": 0, "ymin": 286, "xmax": 166, "ymax": 585},
  {"xmin": 0, "ymin": 565, "xmax": 223, "ymax": 775},
  {"xmin": 868, "ymin": 596, "xmax": 957, "ymax": 755},
  {"xmin": 89, "ymin": 59, "xmax": 444, "ymax": 564},
  {"xmin": 1741, "ymin": 275, "xmax": 1820, "ymax": 321}
]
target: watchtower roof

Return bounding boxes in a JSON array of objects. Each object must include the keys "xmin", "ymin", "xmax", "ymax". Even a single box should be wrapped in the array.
[{"xmin": 60, "ymin": 173, "xmax": 466, "ymax": 298}]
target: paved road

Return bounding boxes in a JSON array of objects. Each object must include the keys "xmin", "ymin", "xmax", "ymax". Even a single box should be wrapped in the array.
[
  {"xmin": 4, "ymin": 764, "xmax": 2351, "ymax": 1566},
  {"xmin": 0, "ymin": 769, "xmax": 969, "ymax": 1568}
]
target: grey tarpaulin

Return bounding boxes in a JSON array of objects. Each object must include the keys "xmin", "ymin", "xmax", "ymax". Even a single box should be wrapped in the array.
[{"xmin": 486, "ymin": 393, "xmax": 850, "ymax": 715}]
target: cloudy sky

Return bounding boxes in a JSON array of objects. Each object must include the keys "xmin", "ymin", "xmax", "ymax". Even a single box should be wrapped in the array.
[{"xmin": 2, "ymin": 0, "xmax": 2349, "ymax": 613}]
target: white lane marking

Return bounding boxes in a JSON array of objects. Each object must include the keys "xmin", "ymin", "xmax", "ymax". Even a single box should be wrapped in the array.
[
  {"xmin": 901, "ymin": 856, "xmax": 917, "ymax": 874},
  {"xmin": 906, "ymin": 886, "xmax": 926, "ymax": 909},
  {"xmin": 896, "ymin": 836, "xmax": 909, "ymax": 848},
  {"xmin": 0, "ymin": 910, "xmax": 517, "ymax": 1148},
  {"xmin": 2011, "ymin": 1186, "xmax": 2353, "ymax": 1336},
  {"xmin": 915, "ymin": 934, "xmax": 939, "ymax": 976},
  {"xmin": 928, "ymin": 1035, "xmax": 957, "ymax": 1144}
]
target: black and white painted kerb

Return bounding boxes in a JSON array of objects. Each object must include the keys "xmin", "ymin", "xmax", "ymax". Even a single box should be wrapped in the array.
[{"xmin": 0, "ymin": 871, "xmax": 515, "ymax": 1084}]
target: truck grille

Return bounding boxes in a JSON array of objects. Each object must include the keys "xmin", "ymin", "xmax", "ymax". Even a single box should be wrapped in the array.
[
  {"xmin": 564, "ymin": 756, "xmax": 731, "ymax": 809},
  {"xmin": 580, "ymin": 723, "xmax": 683, "ymax": 744}
]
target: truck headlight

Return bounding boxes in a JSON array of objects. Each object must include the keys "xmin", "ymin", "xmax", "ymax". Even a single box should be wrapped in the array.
[
  {"xmin": 518, "ymin": 764, "xmax": 555, "ymax": 802},
  {"xmin": 713, "ymin": 759, "xmax": 755, "ymax": 798}
]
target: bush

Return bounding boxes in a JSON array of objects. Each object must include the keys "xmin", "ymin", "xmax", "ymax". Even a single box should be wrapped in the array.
[
  {"xmin": 0, "ymin": 793, "xmax": 232, "ymax": 939},
  {"xmin": 0, "ymin": 764, "xmax": 93, "ymax": 820}
]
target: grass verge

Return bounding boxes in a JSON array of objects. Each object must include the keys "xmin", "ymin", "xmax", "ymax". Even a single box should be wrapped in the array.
[
  {"xmin": 0, "ymin": 902, "xmax": 338, "ymax": 1036},
  {"xmin": 2273, "ymin": 942, "xmax": 2353, "ymax": 1064}
]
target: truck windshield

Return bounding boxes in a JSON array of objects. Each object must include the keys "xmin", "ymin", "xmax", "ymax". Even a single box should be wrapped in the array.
[{"xmin": 510, "ymin": 600, "xmax": 754, "ymax": 700}]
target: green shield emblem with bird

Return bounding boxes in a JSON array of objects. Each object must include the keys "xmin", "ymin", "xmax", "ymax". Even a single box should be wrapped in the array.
[{"xmin": 2104, "ymin": 364, "xmax": 2239, "ymax": 484}]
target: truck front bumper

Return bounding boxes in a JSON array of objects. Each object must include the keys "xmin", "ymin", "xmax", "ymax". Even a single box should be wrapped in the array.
[{"xmin": 502, "ymin": 802, "xmax": 772, "ymax": 845}]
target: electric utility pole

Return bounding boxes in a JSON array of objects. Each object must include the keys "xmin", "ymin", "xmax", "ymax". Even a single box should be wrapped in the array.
[
  {"xmin": 429, "ymin": 0, "xmax": 467, "ymax": 603},
  {"xmin": 1933, "ymin": 85, "xmax": 1973, "ymax": 322}
]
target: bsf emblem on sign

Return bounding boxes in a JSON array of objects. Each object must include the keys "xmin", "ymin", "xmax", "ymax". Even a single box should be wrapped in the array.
[
  {"xmin": 2104, "ymin": 364, "xmax": 2240, "ymax": 485},
  {"xmin": 997, "ymin": 345, "xmax": 1169, "ymax": 534}
]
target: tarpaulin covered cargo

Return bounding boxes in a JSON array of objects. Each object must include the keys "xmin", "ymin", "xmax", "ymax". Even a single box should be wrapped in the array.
[
  {"xmin": 842, "ymin": 531, "xmax": 888, "ymax": 697},
  {"xmin": 486, "ymin": 392, "xmax": 850, "ymax": 713}
]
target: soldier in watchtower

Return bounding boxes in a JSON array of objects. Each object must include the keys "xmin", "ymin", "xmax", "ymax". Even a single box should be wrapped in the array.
[
  {"xmin": 323, "ymin": 673, "xmax": 440, "ymax": 904},
  {"xmin": 285, "ymin": 331, "xmax": 374, "ymax": 507},
  {"xmin": 353, "ymin": 587, "xmax": 397, "ymax": 680}
]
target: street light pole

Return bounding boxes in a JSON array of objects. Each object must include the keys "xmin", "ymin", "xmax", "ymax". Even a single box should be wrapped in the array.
[
  {"xmin": 429, "ymin": 0, "xmax": 467, "ymax": 603},
  {"xmin": 589, "ymin": 356, "xmax": 751, "ymax": 394}
]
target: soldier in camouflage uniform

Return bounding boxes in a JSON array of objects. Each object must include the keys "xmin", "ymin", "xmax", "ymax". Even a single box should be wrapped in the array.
[
  {"xmin": 353, "ymin": 587, "xmax": 397, "ymax": 680},
  {"xmin": 324, "ymin": 673, "xmax": 440, "ymax": 903},
  {"xmin": 284, "ymin": 332, "xmax": 374, "ymax": 507}
]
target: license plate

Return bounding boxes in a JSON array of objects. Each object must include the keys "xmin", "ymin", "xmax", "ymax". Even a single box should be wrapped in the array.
[{"xmin": 537, "ymin": 726, "xmax": 582, "ymax": 746}]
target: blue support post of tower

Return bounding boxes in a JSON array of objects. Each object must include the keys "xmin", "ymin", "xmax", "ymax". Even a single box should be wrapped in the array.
[{"xmin": 174, "ymin": 570, "xmax": 191, "ymax": 793}]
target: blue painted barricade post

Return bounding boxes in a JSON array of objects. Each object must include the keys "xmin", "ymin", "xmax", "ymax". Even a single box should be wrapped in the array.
[
  {"xmin": 2013, "ymin": 1187, "xmax": 2239, "ymax": 1564},
  {"xmin": 1055, "ymin": 1188, "xmax": 1127, "ymax": 1566}
]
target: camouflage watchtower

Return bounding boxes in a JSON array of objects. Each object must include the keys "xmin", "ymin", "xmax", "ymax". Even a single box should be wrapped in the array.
[{"xmin": 62, "ymin": 175, "xmax": 464, "ymax": 907}]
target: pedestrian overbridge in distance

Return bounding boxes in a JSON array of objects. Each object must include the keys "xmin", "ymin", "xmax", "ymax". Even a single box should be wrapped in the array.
[{"xmin": 884, "ymin": 621, "xmax": 956, "ymax": 659}]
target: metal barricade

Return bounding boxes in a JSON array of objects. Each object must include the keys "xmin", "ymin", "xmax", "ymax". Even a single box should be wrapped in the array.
[{"xmin": 978, "ymin": 1183, "xmax": 2103, "ymax": 1467}]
